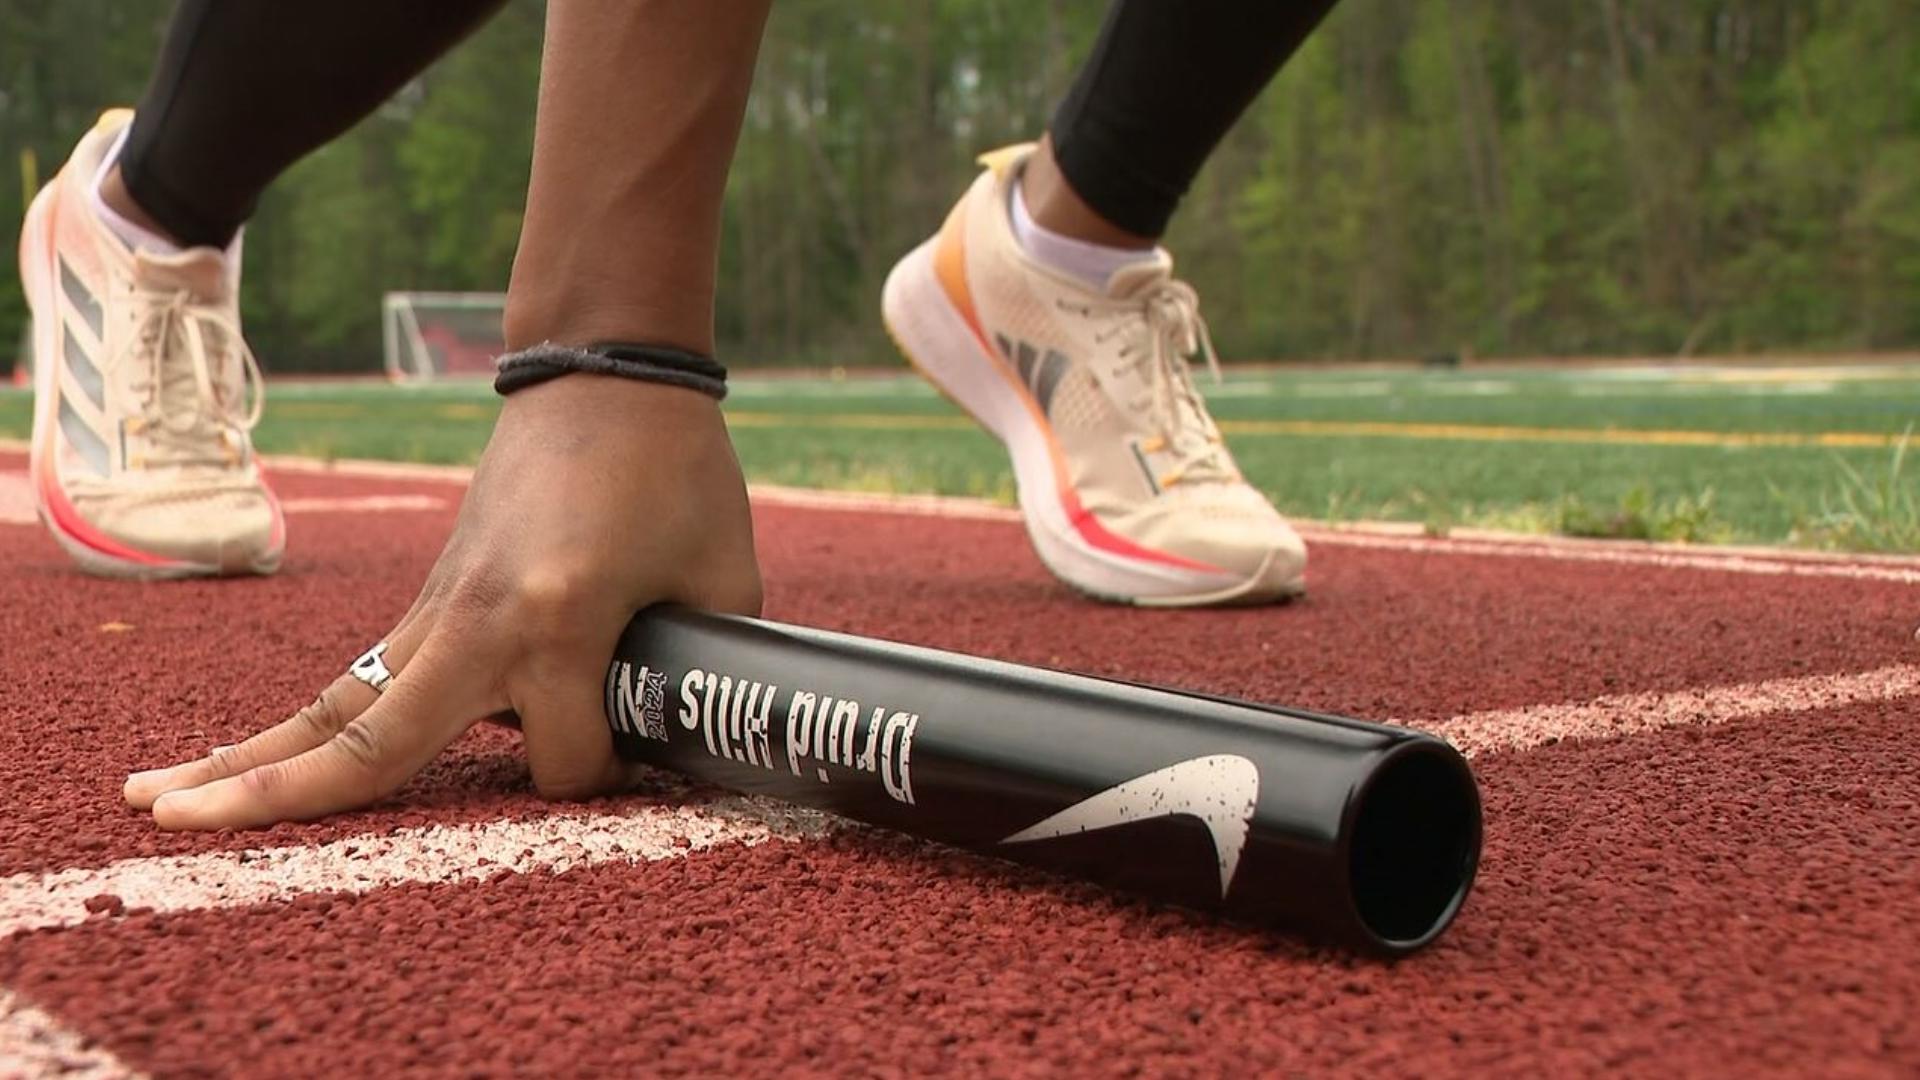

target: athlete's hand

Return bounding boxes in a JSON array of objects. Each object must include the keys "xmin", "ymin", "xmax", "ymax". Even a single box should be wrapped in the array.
[{"xmin": 123, "ymin": 375, "xmax": 762, "ymax": 830}]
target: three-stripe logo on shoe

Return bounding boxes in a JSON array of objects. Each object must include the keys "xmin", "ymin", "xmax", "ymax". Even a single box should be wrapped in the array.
[
  {"xmin": 60, "ymin": 257, "xmax": 104, "ymax": 342},
  {"xmin": 55, "ymin": 256, "xmax": 112, "ymax": 477},
  {"xmin": 993, "ymin": 333, "xmax": 1069, "ymax": 414},
  {"xmin": 999, "ymin": 754, "xmax": 1260, "ymax": 898}
]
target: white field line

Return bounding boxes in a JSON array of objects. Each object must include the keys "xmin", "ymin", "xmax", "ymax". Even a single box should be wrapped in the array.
[
  {"xmin": 0, "ymin": 990, "xmax": 142, "ymax": 1079},
  {"xmin": 5, "ymin": 448, "xmax": 1919, "ymax": 583},
  {"xmin": 1436, "ymin": 663, "xmax": 1920, "ymax": 759},
  {"xmin": 0, "ymin": 801, "xmax": 825, "ymax": 940}
]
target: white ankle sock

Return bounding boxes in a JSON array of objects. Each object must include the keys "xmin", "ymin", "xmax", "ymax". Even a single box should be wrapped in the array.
[
  {"xmin": 1009, "ymin": 182, "xmax": 1155, "ymax": 291},
  {"xmin": 89, "ymin": 127, "xmax": 182, "ymax": 256}
]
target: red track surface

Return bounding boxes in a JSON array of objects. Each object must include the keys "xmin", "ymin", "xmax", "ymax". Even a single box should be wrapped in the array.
[{"xmin": 1, "ymin": 450, "xmax": 1916, "ymax": 1077}]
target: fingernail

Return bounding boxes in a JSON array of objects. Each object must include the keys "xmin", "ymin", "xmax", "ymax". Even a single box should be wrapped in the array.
[{"xmin": 151, "ymin": 787, "xmax": 205, "ymax": 824}]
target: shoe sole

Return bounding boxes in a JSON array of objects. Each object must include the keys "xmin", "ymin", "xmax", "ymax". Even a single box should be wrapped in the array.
[
  {"xmin": 881, "ymin": 239, "xmax": 1303, "ymax": 607},
  {"xmin": 21, "ymin": 178, "xmax": 281, "ymax": 580}
]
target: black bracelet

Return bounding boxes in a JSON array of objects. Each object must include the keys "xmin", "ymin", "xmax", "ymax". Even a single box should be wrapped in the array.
[{"xmin": 494, "ymin": 343, "xmax": 729, "ymax": 400}]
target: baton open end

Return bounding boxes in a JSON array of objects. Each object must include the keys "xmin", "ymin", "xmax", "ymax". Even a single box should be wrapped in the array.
[{"xmin": 1345, "ymin": 744, "xmax": 1483, "ymax": 955}]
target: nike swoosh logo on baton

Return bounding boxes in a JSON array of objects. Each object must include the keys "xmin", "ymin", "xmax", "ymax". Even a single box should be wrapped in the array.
[{"xmin": 999, "ymin": 754, "xmax": 1260, "ymax": 899}]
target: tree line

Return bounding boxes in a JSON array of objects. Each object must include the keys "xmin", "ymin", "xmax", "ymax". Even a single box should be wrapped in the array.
[{"xmin": 3, "ymin": 0, "xmax": 1915, "ymax": 372}]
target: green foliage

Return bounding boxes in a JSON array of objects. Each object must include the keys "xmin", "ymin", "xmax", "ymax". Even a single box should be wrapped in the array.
[
  {"xmin": 1781, "ymin": 429, "xmax": 1920, "ymax": 552},
  {"xmin": 3, "ymin": 0, "xmax": 1919, "ymax": 370},
  {"xmin": 0, "ymin": 0, "xmax": 170, "ymax": 367},
  {"xmin": 1554, "ymin": 487, "xmax": 1734, "ymax": 544},
  {"xmin": 1403, "ymin": 486, "xmax": 1735, "ymax": 544}
]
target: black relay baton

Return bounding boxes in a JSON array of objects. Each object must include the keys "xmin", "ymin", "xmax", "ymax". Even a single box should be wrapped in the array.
[{"xmin": 605, "ymin": 607, "xmax": 1481, "ymax": 955}]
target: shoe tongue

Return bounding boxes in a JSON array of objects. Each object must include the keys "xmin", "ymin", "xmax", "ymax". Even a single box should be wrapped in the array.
[
  {"xmin": 1103, "ymin": 249, "xmax": 1174, "ymax": 298},
  {"xmin": 133, "ymin": 248, "xmax": 229, "ymax": 302}
]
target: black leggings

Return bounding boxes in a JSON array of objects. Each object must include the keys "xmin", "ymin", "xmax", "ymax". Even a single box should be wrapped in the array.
[
  {"xmin": 1051, "ymin": 1, "xmax": 1339, "ymax": 237},
  {"xmin": 120, "ymin": 0, "xmax": 503, "ymax": 248},
  {"xmin": 121, "ymin": 0, "xmax": 1337, "ymax": 249}
]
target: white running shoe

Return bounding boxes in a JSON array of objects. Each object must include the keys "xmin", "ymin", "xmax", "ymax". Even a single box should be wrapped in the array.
[
  {"xmin": 20, "ymin": 110, "xmax": 283, "ymax": 578},
  {"xmin": 883, "ymin": 144, "xmax": 1305, "ymax": 605}
]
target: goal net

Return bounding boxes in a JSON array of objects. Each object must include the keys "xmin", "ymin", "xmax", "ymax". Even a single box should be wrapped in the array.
[{"xmin": 381, "ymin": 292, "xmax": 507, "ymax": 382}]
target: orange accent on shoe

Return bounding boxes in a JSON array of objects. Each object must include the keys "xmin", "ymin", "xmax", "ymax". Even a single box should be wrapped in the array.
[
  {"xmin": 931, "ymin": 202, "xmax": 980, "ymax": 335},
  {"xmin": 974, "ymin": 143, "xmax": 1033, "ymax": 179}
]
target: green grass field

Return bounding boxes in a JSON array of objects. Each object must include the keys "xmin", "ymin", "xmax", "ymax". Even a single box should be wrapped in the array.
[{"xmin": 4, "ymin": 361, "xmax": 1918, "ymax": 551}]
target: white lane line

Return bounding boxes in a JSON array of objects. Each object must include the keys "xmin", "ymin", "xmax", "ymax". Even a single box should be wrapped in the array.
[
  {"xmin": 0, "ymin": 662, "xmax": 1909, "ymax": 1080},
  {"xmin": 0, "ymin": 664, "xmax": 1912, "ymax": 940},
  {"xmin": 260, "ymin": 455, "xmax": 476, "ymax": 484},
  {"xmin": 1435, "ymin": 663, "xmax": 1920, "ymax": 759},
  {"xmin": 0, "ymin": 472, "xmax": 32, "ymax": 526},
  {"xmin": 0, "ymin": 990, "xmax": 143, "ymax": 1079},
  {"xmin": 1311, "ymin": 530, "xmax": 1920, "ymax": 586},
  {"xmin": 1301, "ymin": 518, "xmax": 1920, "ymax": 570},
  {"xmin": 278, "ymin": 494, "xmax": 447, "ymax": 514},
  {"xmin": 749, "ymin": 483, "xmax": 1020, "ymax": 522},
  {"xmin": 0, "ymin": 800, "xmax": 824, "ymax": 940}
]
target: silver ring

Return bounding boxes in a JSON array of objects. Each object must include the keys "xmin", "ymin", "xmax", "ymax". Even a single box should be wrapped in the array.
[{"xmin": 349, "ymin": 642, "xmax": 395, "ymax": 694}]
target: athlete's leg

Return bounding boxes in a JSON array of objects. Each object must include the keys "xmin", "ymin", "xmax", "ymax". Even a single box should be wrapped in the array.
[
  {"xmin": 881, "ymin": 1, "xmax": 1340, "ymax": 606},
  {"xmin": 24, "ymin": 0, "xmax": 501, "ymax": 578},
  {"xmin": 1034, "ymin": 0, "xmax": 1340, "ymax": 243},
  {"xmin": 110, "ymin": 0, "xmax": 505, "ymax": 249}
]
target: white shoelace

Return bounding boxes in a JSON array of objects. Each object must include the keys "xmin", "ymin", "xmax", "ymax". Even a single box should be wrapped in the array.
[
  {"xmin": 114, "ymin": 282, "xmax": 264, "ymax": 473},
  {"xmin": 1071, "ymin": 279, "xmax": 1230, "ymax": 488}
]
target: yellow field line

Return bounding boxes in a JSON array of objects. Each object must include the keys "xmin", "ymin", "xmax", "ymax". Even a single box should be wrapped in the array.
[{"xmin": 723, "ymin": 411, "xmax": 1904, "ymax": 449}]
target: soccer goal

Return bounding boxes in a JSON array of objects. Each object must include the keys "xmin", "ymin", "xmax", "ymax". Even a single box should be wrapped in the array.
[{"xmin": 381, "ymin": 292, "xmax": 507, "ymax": 382}]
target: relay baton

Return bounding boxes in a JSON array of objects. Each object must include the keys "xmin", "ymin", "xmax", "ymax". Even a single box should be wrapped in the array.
[{"xmin": 605, "ymin": 606, "xmax": 1481, "ymax": 955}]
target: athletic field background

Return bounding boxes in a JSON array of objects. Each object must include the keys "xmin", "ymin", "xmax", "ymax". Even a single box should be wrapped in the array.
[
  {"xmin": 8, "ymin": 2, "xmax": 1920, "ymax": 374},
  {"xmin": 6, "ymin": 359, "xmax": 1915, "ymax": 553}
]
